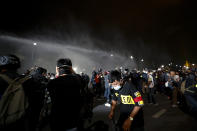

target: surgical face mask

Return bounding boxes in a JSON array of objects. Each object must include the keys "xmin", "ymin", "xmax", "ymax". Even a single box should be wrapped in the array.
[{"xmin": 113, "ymin": 85, "xmax": 121, "ymax": 90}]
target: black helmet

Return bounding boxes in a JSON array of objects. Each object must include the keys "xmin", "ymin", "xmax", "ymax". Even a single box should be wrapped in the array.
[
  {"xmin": 0, "ymin": 55, "xmax": 20, "ymax": 70},
  {"xmin": 57, "ymin": 58, "xmax": 72, "ymax": 68},
  {"xmin": 32, "ymin": 67, "xmax": 47, "ymax": 80},
  {"xmin": 34, "ymin": 67, "xmax": 47, "ymax": 75},
  {"xmin": 57, "ymin": 58, "xmax": 73, "ymax": 75}
]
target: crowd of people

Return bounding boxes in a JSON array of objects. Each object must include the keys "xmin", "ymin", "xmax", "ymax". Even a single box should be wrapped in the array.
[
  {"xmin": 91, "ymin": 66, "xmax": 197, "ymax": 110},
  {"xmin": 0, "ymin": 54, "xmax": 196, "ymax": 131},
  {"xmin": 89, "ymin": 63, "xmax": 197, "ymax": 130}
]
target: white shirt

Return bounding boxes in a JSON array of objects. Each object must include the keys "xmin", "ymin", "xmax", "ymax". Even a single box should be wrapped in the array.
[{"xmin": 148, "ymin": 74, "xmax": 154, "ymax": 88}]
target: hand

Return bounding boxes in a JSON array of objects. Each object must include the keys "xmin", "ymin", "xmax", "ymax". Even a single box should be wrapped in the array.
[
  {"xmin": 108, "ymin": 111, "xmax": 114, "ymax": 120},
  {"xmin": 122, "ymin": 118, "xmax": 132, "ymax": 131}
]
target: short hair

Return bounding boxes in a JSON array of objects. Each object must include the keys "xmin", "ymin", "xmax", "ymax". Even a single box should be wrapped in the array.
[{"xmin": 109, "ymin": 70, "xmax": 121, "ymax": 83}]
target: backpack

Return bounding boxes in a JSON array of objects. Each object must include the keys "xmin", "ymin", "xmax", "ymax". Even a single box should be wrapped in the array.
[{"xmin": 0, "ymin": 74, "xmax": 30, "ymax": 126}]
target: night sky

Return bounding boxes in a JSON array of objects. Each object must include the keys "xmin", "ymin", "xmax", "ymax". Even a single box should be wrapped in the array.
[{"xmin": 0, "ymin": 0, "xmax": 196, "ymax": 67}]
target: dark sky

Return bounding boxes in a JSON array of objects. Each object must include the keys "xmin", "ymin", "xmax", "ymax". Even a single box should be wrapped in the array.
[{"xmin": 0, "ymin": 0, "xmax": 196, "ymax": 66}]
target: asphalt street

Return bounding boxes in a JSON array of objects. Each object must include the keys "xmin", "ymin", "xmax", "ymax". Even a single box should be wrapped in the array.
[{"xmin": 86, "ymin": 94, "xmax": 197, "ymax": 131}]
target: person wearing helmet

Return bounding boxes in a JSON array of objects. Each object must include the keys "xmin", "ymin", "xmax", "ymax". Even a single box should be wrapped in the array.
[
  {"xmin": 0, "ymin": 55, "xmax": 28, "ymax": 131},
  {"xmin": 22, "ymin": 67, "xmax": 48, "ymax": 131}
]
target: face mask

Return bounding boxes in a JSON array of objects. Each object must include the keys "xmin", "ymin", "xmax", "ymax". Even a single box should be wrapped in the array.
[{"xmin": 113, "ymin": 85, "xmax": 121, "ymax": 90}]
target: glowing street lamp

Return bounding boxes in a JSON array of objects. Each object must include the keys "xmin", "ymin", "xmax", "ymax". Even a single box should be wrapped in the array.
[
  {"xmin": 32, "ymin": 42, "xmax": 38, "ymax": 63},
  {"xmin": 192, "ymin": 64, "xmax": 195, "ymax": 66},
  {"xmin": 161, "ymin": 65, "xmax": 164, "ymax": 68},
  {"xmin": 73, "ymin": 67, "xmax": 78, "ymax": 72},
  {"xmin": 110, "ymin": 54, "xmax": 114, "ymax": 57},
  {"xmin": 139, "ymin": 59, "xmax": 144, "ymax": 70},
  {"xmin": 130, "ymin": 56, "xmax": 134, "ymax": 59}
]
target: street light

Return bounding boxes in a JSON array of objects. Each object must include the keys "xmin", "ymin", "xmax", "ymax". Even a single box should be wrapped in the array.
[
  {"xmin": 73, "ymin": 67, "xmax": 78, "ymax": 72},
  {"xmin": 130, "ymin": 56, "xmax": 134, "ymax": 59},
  {"xmin": 110, "ymin": 54, "xmax": 114, "ymax": 57},
  {"xmin": 139, "ymin": 59, "xmax": 144, "ymax": 71},
  {"xmin": 161, "ymin": 65, "xmax": 164, "ymax": 68},
  {"xmin": 32, "ymin": 42, "xmax": 38, "ymax": 63},
  {"xmin": 192, "ymin": 64, "xmax": 195, "ymax": 66}
]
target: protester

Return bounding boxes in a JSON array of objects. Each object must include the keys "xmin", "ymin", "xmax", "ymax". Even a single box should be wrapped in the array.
[
  {"xmin": 184, "ymin": 73, "xmax": 197, "ymax": 113},
  {"xmin": 147, "ymin": 71, "xmax": 157, "ymax": 105},
  {"xmin": 171, "ymin": 74, "xmax": 181, "ymax": 107},
  {"xmin": 0, "ymin": 55, "xmax": 27, "ymax": 131},
  {"xmin": 47, "ymin": 58, "xmax": 84, "ymax": 131},
  {"xmin": 108, "ymin": 70, "xmax": 144, "ymax": 131},
  {"xmin": 23, "ymin": 67, "xmax": 48, "ymax": 131},
  {"xmin": 104, "ymin": 71, "xmax": 111, "ymax": 107},
  {"xmin": 90, "ymin": 70, "xmax": 97, "ymax": 95}
]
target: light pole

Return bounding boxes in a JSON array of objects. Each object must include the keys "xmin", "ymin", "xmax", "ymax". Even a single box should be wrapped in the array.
[
  {"xmin": 129, "ymin": 56, "xmax": 134, "ymax": 69},
  {"xmin": 140, "ymin": 59, "xmax": 144, "ymax": 70},
  {"xmin": 32, "ymin": 43, "xmax": 37, "ymax": 64},
  {"xmin": 73, "ymin": 67, "xmax": 78, "ymax": 73}
]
